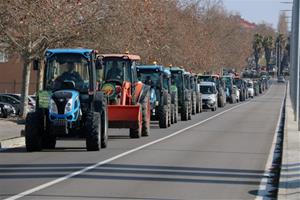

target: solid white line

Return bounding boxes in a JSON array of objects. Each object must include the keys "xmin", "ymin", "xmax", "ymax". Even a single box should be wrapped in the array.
[
  {"xmin": 255, "ymin": 85, "xmax": 286, "ymax": 200},
  {"xmin": 4, "ymin": 101, "xmax": 252, "ymax": 200}
]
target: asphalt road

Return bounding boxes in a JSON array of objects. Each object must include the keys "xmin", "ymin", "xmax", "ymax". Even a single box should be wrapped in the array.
[{"xmin": 0, "ymin": 83, "xmax": 285, "ymax": 200}]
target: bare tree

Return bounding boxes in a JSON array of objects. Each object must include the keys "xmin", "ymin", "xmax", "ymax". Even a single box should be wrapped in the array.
[{"xmin": 0, "ymin": 0, "xmax": 105, "ymax": 118}]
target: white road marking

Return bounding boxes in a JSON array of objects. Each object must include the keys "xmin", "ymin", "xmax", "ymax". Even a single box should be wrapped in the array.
[{"xmin": 4, "ymin": 101, "xmax": 253, "ymax": 200}]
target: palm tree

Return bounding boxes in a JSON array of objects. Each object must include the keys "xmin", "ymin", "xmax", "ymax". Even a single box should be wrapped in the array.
[
  {"xmin": 262, "ymin": 35, "xmax": 274, "ymax": 72},
  {"xmin": 252, "ymin": 34, "xmax": 263, "ymax": 70}
]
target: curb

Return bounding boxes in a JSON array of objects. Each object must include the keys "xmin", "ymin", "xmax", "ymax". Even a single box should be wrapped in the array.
[
  {"xmin": 0, "ymin": 136, "xmax": 25, "ymax": 149},
  {"xmin": 277, "ymin": 88, "xmax": 300, "ymax": 200}
]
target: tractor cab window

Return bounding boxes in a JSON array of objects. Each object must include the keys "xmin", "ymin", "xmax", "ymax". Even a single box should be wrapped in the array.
[
  {"xmin": 137, "ymin": 70, "xmax": 160, "ymax": 88},
  {"xmin": 184, "ymin": 75, "xmax": 190, "ymax": 90},
  {"xmin": 163, "ymin": 77, "xmax": 170, "ymax": 91},
  {"xmin": 171, "ymin": 72, "xmax": 183, "ymax": 90},
  {"xmin": 103, "ymin": 59, "xmax": 131, "ymax": 83},
  {"xmin": 45, "ymin": 53, "xmax": 89, "ymax": 91}
]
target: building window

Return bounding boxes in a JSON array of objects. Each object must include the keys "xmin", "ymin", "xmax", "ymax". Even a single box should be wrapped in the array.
[{"xmin": 0, "ymin": 51, "xmax": 8, "ymax": 63}]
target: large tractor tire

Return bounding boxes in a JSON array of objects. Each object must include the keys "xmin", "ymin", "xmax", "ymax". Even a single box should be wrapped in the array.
[
  {"xmin": 167, "ymin": 105, "xmax": 171, "ymax": 127},
  {"xmin": 141, "ymin": 98, "xmax": 150, "ymax": 137},
  {"xmin": 101, "ymin": 107, "xmax": 108, "ymax": 148},
  {"xmin": 130, "ymin": 106, "xmax": 142, "ymax": 138},
  {"xmin": 85, "ymin": 112, "xmax": 101, "ymax": 151},
  {"xmin": 42, "ymin": 135, "xmax": 56, "ymax": 149},
  {"xmin": 174, "ymin": 102, "xmax": 179, "ymax": 123},
  {"xmin": 192, "ymin": 94, "xmax": 196, "ymax": 115},
  {"xmin": 188, "ymin": 101, "xmax": 192, "ymax": 120},
  {"xmin": 25, "ymin": 112, "xmax": 43, "ymax": 152},
  {"xmin": 159, "ymin": 105, "xmax": 168, "ymax": 128},
  {"xmin": 170, "ymin": 104, "xmax": 175, "ymax": 124},
  {"xmin": 196, "ymin": 94, "xmax": 201, "ymax": 113},
  {"xmin": 181, "ymin": 101, "xmax": 189, "ymax": 121}
]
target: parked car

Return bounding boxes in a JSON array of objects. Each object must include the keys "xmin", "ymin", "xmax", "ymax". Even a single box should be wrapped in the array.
[
  {"xmin": 200, "ymin": 82, "xmax": 218, "ymax": 111},
  {"xmin": 277, "ymin": 75, "xmax": 285, "ymax": 83},
  {"xmin": 246, "ymin": 80, "xmax": 254, "ymax": 98},
  {"xmin": 233, "ymin": 85, "xmax": 240, "ymax": 103},
  {"xmin": 0, "ymin": 93, "xmax": 35, "ymax": 115},
  {"xmin": 0, "ymin": 102, "xmax": 16, "ymax": 118}
]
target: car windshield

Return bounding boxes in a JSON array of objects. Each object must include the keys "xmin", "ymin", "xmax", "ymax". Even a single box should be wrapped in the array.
[
  {"xmin": 137, "ymin": 70, "xmax": 160, "ymax": 88},
  {"xmin": 247, "ymin": 83, "xmax": 253, "ymax": 88},
  {"xmin": 103, "ymin": 59, "xmax": 131, "ymax": 83},
  {"xmin": 199, "ymin": 76, "xmax": 214, "ymax": 82},
  {"xmin": 201, "ymin": 85, "xmax": 215, "ymax": 94},
  {"xmin": 45, "ymin": 53, "xmax": 89, "ymax": 91}
]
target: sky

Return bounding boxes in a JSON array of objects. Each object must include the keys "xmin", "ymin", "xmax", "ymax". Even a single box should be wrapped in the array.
[{"xmin": 222, "ymin": 0, "xmax": 293, "ymax": 30}]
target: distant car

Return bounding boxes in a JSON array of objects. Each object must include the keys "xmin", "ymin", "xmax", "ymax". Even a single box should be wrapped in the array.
[
  {"xmin": 277, "ymin": 76, "xmax": 285, "ymax": 83},
  {"xmin": 233, "ymin": 85, "xmax": 240, "ymax": 103},
  {"xmin": 0, "ymin": 102, "xmax": 16, "ymax": 118},
  {"xmin": 200, "ymin": 82, "xmax": 218, "ymax": 111},
  {"xmin": 247, "ymin": 81, "xmax": 254, "ymax": 98}
]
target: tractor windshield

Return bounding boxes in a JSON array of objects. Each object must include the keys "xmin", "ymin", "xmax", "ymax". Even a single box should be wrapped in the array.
[
  {"xmin": 45, "ymin": 53, "xmax": 89, "ymax": 91},
  {"xmin": 103, "ymin": 59, "xmax": 131, "ymax": 83},
  {"xmin": 221, "ymin": 77, "xmax": 232, "ymax": 88},
  {"xmin": 171, "ymin": 72, "xmax": 183, "ymax": 90},
  {"xmin": 137, "ymin": 70, "xmax": 160, "ymax": 88}
]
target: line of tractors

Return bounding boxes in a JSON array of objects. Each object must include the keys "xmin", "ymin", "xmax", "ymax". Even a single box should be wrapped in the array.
[{"xmin": 25, "ymin": 48, "xmax": 270, "ymax": 152}]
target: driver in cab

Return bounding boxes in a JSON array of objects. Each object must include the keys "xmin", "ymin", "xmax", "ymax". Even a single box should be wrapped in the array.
[{"xmin": 54, "ymin": 62, "xmax": 83, "ymax": 89}]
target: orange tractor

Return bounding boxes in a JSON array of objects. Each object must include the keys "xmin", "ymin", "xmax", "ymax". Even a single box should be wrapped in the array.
[{"xmin": 99, "ymin": 54, "xmax": 151, "ymax": 138}]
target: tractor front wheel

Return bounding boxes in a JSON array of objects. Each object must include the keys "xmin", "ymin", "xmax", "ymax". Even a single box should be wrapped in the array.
[
  {"xmin": 159, "ymin": 105, "xmax": 168, "ymax": 128},
  {"xmin": 85, "ymin": 112, "xmax": 101, "ymax": 151},
  {"xmin": 25, "ymin": 112, "xmax": 43, "ymax": 152}
]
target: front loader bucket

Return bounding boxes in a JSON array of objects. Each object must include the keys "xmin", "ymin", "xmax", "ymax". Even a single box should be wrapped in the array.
[{"xmin": 107, "ymin": 105, "xmax": 141, "ymax": 129}]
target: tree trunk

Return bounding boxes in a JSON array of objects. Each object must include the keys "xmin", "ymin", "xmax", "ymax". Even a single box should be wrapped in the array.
[
  {"xmin": 36, "ymin": 61, "xmax": 44, "ymax": 91},
  {"xmin": 20, "ymin": 60, "xmax": 31, "ymax": 119}
]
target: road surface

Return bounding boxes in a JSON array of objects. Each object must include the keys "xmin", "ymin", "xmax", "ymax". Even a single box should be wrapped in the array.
[{"xmin": 0, "ymin": 83, "xmax": 285, "ymax": 200}]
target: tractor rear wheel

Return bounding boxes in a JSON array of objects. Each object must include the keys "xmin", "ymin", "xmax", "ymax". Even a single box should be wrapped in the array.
[
  {"xmin": 158, "ymin": 105, "xmax": 168, "ymax": 128},
  {"xmin": 170, "ymin": 104, "xmax": 175, "ymax": 124},
  {"xmin": 42, "ymin": 135, "xmax": 56, "ymax": 149},
  {"xmin": 25, "ymin": 112, "xmax": 43, "ymax": 152},
  {"xmin": 188, "ymin": 101, "xmax": 192, "ymax": 120},
  {"xmin": 141, "ymin": 98, "xmax": 150, "ymax": 137},
  {"xmin": 130, "ymin": 106, "xmax": 142, "ymax": 138},
  {"xmin": 181, "ymin": 101, "xmax": 189, "ymax": 121},
  {"xmin": 101, "ymin": 108, "xmax": 108, "ymax": 148},
  {"xmin": 85, "ymin": 112, "xmax": 101, "ymax": 151}
]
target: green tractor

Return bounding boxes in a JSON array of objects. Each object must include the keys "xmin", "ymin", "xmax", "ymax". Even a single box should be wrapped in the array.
[
  {"xmin": 25, "ymin": 48, "xmax": 108, "ymax": 151},
  {"xmin": 136, "ymin": 64, "xmax": 178, "ymax": 128},
  {"xmin": 170, "ymin": 67, "xmax": 192, "ymax": 121}
]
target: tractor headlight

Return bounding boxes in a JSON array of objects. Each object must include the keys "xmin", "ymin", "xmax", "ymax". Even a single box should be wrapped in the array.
[
  {"xmin": 65, "ymin": 99, "xmax": 73, "ymax": 113},
  {"xmin": 49, "ymin": 99, "xmax": 58, "ymax": 114}
]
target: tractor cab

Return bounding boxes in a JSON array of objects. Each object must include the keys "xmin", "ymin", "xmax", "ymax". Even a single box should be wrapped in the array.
[
  {"xmin": 136, "ymin": 64, "xmax": 175, "ymax": 127},
  {"xmin": 25, "ymin": 48, "xmax": 108, "ymax": 152},
  {"xmin": 99, "ymin": 54, "xmax": 151, "ymax": 138},
  {"xmin": 170, "ymin": 67, "xmax": 192, "ymax": 121}
]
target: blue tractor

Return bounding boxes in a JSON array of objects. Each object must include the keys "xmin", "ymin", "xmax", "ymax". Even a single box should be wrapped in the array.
[
  {"xmin": 136, "ymin": 64, "xmax": 177, "ymax": 128},
  {"xmin": 25, "ymin": 48, "xmax": 108, "ymax": 151}
]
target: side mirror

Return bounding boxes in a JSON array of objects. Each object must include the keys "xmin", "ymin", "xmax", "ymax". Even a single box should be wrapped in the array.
[
  {"xmin": 33, "ymin": 59, "xmax": 40, "ymax": 71},
  {"xmin": 95, "ymin": 59, "xmax": 103, "ymax": 70}
]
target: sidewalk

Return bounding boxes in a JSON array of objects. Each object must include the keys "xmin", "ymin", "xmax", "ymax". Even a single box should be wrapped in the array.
[
  {"xmin": 278, "ymin": 94, "xmax": 300, "ymax": 199},
  {"xmin": 0, "ymin": 119, "xmax": 24, "ymax": 148}
]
